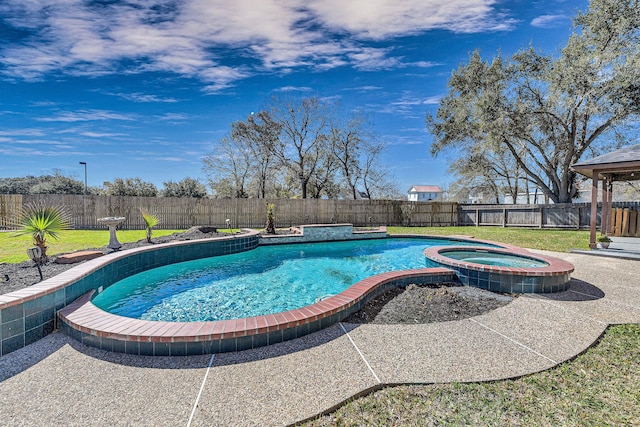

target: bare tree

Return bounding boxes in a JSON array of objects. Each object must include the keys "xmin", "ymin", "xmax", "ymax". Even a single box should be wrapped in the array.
[
  {"xmin": 230, "ymin": 111, "xmax": 281, "ymax": 198},
  {"xmin": 360, "ymin": 139, "xmax": 398, "ymax": 199},
  {"xmin": 202, "ymin": 135, "xmax": 251, "ymax": 198},
  {"xmin": 330, "ymin": 113, "xmax": 367, "ymax": 199},
  {"xmin": 268, "ymin": 96, "xmax": 331, "ymax": 199}
]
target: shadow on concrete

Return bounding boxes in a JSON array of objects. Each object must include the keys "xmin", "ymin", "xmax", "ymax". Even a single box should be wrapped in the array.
[
  {"xmin": 541, "ymin": 279, "xmax": 605, "ymax": 302},
  {"xmin": 0, "ymin": 332, "xmax": 68, "ymax": 382},
  {"xmin": 0, "ymin": 328, "xmax": 347, "ymax": 381}
]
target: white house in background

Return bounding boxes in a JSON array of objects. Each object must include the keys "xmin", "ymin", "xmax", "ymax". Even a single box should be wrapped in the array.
[{"xmin": 407, "ymin": 185, "xmax": 443, "ymax": 202}]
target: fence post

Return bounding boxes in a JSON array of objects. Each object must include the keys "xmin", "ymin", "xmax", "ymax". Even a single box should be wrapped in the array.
[{"xmin": 538, "ymin": 207, "xmax": 543, "ymax": 228}]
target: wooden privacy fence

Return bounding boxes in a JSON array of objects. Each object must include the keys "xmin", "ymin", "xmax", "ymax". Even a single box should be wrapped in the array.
[
  {"xmin": 3, "ymin": 194, "xmax": 639, "ymax": 231},
  {"xmin": 0, "ymin": 194, "xmax": 458, "ymax": 230},
  {"xmin": 609, "ymin": 207, "xmax": 640, "ymax": 237},
  {"xmin": 458, "ymin": 202, "xmax": 640, "ymax": 229}
]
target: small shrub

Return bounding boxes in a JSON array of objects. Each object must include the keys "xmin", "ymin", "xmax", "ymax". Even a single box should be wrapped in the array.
[
  {"xmin": 13, "ymin": 202, "xmax": 72, "ymax": 261},
  {"xmin": 266, "ymin": 203, "xmax": 276, "ymax": 234},
  {"xmin": 141, "ymin": 210, "xmax": 160, "ymax": 243}
]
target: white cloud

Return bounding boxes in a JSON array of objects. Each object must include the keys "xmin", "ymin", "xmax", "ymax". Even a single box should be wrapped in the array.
[
  {"xmin": 531, "ymin": 14, "xmax": 570, "ymax": 29},
  {"xmin": 36, "ymin": 109, "xmax": 136, "ymax": 122},
  {"xmin": 307, "ymin": 0, "xmax": 518, "ymax": 39},
  {"xmin": 111, "ymin": 93, "xmax": 178, "ymax": 103},
  {"xmin": 370, "ymin": 91, "xmax": 443, "ymax": 118},
  {"xmin": 349, "ymin": 47, "xmax": 401, "ymax": 70},
  {"xmin": 156, "ymin": 113, "xmax": 190, "ymax": 122},
  {"xmin": 274, "ymin": 86, "xmax": 313, "ymax": 92},
  {"xmin": 0, "ymin": 0, "xmax": 518, "ymax": 88},
  {"xmin": 79, "ymin": 131, "xmax": 125, "ymax": 138},
  {"xmin": 343, "ymin": 86, "xmax": 383, "ymax": 91},
  {"xmin": 0, "ymin": 128, "xmax": 46, "ymax": 137}
]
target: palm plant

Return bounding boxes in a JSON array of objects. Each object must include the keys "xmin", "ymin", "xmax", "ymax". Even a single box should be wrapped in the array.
[
  {"xmin": 13, "ymin": 202, "xmax": 72, "ymax": 261},
  {"xmin": 141, "ymin": 210, "xmax": 160, "ymax": 243}
]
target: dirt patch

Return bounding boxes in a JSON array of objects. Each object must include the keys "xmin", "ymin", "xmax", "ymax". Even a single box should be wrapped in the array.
[{"xmin": 343, "ymin": 283, "xmax": 514, "ymax": 324}]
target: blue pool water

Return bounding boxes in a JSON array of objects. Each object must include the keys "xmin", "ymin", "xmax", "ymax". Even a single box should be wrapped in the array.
[
  {"xmin": 439, "ymin": 250, "xmax": 549, "ymax": 268},
  {"xmin": 92, "ymin": 238, "xmax": 491, "ymax": 322}
]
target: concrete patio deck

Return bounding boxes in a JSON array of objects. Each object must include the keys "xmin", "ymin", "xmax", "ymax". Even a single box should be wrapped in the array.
[
  {"xmin": 571, "ymin": 236, "xmax": 640, "ymax": 261},
  {"xmin": 1, "ymin": 251, "xmax": 638, "ymax": 426}
]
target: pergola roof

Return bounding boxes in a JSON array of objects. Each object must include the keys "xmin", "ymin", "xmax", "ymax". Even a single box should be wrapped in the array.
[{"xmin": 572, "ymin": 144, "xmax": 640, "ymax": 181}]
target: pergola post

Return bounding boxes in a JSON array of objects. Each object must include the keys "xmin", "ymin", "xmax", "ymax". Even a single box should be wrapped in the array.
[
  {"xmin": 607, "ymin": 179, "xmax": 613, "ymax": 234},
  {"xmin": 602, "ymin": 176, "xmax": 610, "ymax": 235},
  {"xmin": 589, "ymin": 171, "xmax": 599, "ymax": 249},
  {"xmin": 572, "ymin": 143, "xmax": 640, "ymax": 252}
]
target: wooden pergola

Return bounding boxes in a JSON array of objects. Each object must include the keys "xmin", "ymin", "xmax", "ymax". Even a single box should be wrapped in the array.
[{"xmin": 572, "ymin": 144, "xmax": 640, "ymax": 249}]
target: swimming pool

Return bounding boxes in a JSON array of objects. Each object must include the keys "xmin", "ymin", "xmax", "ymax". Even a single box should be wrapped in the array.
[
  {"xmin": 57, "ymin": 232, "xmax": 575, "ymax": 356},
  {"xmin": 92, "ymin": 237, "xmax": 491, "ymax": 322}
]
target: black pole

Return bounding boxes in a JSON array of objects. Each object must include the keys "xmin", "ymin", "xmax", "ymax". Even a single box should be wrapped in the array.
[{"xmin": 79, "ymin": 161, "xmax": 87, "ymax": 194}]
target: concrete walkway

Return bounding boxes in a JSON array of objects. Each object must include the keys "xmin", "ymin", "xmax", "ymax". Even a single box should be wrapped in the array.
[{"xmin": 1, "ymin": 252, "xmax": 639, "ymax": 426}]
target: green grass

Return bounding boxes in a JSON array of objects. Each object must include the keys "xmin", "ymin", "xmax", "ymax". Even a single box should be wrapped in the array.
[
  {"xmin": 387, "ymin": 226, "xmax": 590, "ymax": 252},
  {"xmin": 1, "ymin": 226, "xmax": 588, "ymax": 263},
  {"xmin": 0, "ymin": 229, "xmax": 184, "ymax": 263},
  {"xmin": 304, "ymin": 324, "xmax": 640, "ymax": 426}
]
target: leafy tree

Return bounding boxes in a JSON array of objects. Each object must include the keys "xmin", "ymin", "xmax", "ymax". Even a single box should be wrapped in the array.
[
  {"xmin": 0, "ymin": 176, "xmax": 39, "ymax": 194},
  {"xmin": 0, "ymin": 172, "xmax": 86, "ymax": 195},
  {"xmin": 30, "ymin": 170, "xmax": 85, "ymax": 195},
  {"xmin": 427, "ymin": 0, "xmax": 640, "ymax": 203},
  {"xmin": 161, "ymin": 178, "xmax": 207, "ymax": 198},
  {"xmin": 104, "ymin": 178, "xmax": 158, "ymax": 197}
]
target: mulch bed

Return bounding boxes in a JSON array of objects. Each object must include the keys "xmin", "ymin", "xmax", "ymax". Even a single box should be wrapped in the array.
[{"xmin": 343, "ymin": 283, "xmax": 513, "ymax": 324}]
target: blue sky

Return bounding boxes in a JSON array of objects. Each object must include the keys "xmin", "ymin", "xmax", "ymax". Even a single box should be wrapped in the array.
[{"xmin": 0, "ymin": 0, "xmax": 588, "ymax": 194}]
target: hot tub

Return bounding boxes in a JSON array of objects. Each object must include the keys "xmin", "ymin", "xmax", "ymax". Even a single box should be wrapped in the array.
[{"xmin": 424, "ymin": 246, "xmax": 574, "ymax": 293}]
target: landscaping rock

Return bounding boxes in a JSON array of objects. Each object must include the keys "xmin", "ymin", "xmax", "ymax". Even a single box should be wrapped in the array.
[{"xmin": 55, "ymin": 250, "xmax": 103, "ymax": 264}]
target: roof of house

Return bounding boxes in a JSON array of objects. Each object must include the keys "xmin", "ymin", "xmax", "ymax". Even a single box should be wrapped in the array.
[{"xmin": 408, "ymin": 185, "xmax": 443, "ymax": 193}]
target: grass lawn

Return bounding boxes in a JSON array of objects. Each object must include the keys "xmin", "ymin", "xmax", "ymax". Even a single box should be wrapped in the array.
[
  {"xmin": 0, "ymin": 229, "xmax": 184, "ymax": 263},
  {"xmin": 305, "ymin": 324, "xmax": 640, "ymax": 426},
  {"xmin": 387, "ymin": 226, "xmax": 591, "ymax": 253},
  {"xmin": 1, "ymin": 226, "xmax": 589, "ymax": 263}
]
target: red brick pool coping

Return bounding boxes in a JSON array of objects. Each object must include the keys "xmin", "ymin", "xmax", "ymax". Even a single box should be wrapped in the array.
[{"xmin": 58, "ymin": 267, "xmax": 456, "ymax": 346}]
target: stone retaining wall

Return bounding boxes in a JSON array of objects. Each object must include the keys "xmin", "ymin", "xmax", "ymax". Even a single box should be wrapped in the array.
[{"xmin": 259, "ymin": 224, "xmax": 387, "ymax": 245}]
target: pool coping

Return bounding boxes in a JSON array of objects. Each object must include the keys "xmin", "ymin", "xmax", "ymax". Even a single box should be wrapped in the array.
[
  {"xmin": 424, "ymin": 246, "xmax": 575, "ymax": 277},
  {"xmin": 58, "ymin": 268, "xmax": 457, "ymax": 355}
]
